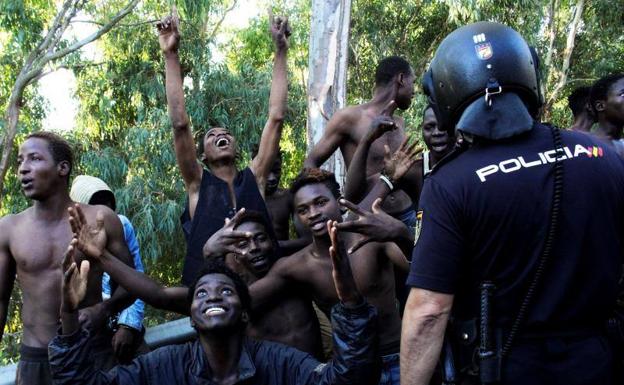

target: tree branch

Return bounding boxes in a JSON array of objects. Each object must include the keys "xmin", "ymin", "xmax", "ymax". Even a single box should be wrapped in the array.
[
  {"xmin": 207, "ymin": 0, "xmax": 239, "ymax": 42},
  {"xmin": 543, "ymin": 0, "xmax": 559, "ymax": 75},
  {"xmin": 71, "ymin": 19, "xmax": 160, "ymax": 27},
  {"xmin": 547, "ymin": 0, "xmax": 585, "ymax": 107},
  {"xmin": 42, "ymin": 0, "xmax": 140, "ymax": 64}
]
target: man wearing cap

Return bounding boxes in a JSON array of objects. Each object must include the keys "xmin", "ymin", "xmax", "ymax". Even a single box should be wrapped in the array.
[
  {"xmin": 70, "ymin": 175, "xmax": 149, "ymax": 363},
  {"xmin": 401, "ymin": 23, "xmax": 624, "ymax": 385}
]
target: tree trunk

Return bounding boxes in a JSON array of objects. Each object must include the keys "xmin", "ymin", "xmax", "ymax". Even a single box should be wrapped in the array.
[
  {"xmin": 0, "ymin": 0, "xmax": 139, "ymax": 209},
  {"xmin": 545, "ymin": 0, "xmax": 584, "ymax": 115},
  {"xmin": 306, "ymin": 0, "xmax": 351, "ymax": 187}
]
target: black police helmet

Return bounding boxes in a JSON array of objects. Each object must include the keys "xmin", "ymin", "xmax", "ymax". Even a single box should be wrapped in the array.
[{"xmin": 422, "ymin": 22, "xmax": 543, "ymax": 132}]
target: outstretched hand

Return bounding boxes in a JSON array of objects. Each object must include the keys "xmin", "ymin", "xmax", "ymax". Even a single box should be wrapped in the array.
[
  {"xmin": 328, "ymin": 221, "xmax": 362, "ymax": 307},
  {"xmin": 202, "ymin": 208, "xmax": 253, "ymax": 259},
  {"xmin": 61, "ymin": 242, "xmax": 90, "ymax": 313},
  {"xmin": 383, "ymin": 136, "xmax": 422, "ymax": 183},
  {"xmin": 68, "ymin": 204, "xmax": 106, "ymax": 260},
  {"xmin": 157, "ymin": 7, "xmax": 181, "ymax": 54},
  {"xmin": 269, "ymin": 10, "xmax": 291, "ymax": 51},
  {"xmin": 335, "ymin": 198, "xmax": 406, "ymax": 253},
  {"xmin": 367, "ymin": 100, "xmax": 397, "ymax": 142}
]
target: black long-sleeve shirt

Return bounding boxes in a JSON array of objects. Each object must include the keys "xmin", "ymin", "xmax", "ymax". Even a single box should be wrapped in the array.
[{"xmin": 49, "ymin": 302, "xmax": 380, "ymax": 385}]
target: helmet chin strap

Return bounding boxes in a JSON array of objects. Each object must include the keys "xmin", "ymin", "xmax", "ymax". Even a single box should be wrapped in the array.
[{"xmin": 456, "ymin": 91, "xmax": 534, "ymax": 140}]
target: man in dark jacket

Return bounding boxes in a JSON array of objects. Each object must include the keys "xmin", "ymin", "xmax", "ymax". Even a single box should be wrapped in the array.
[{"xmin": 49, "ymin": 219, "xmax": 380, "ymax": 385}]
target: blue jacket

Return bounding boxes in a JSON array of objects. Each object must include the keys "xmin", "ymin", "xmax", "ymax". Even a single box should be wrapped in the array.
[{"xmin": 48, "ymin": 302, "xmax": 380, "ymax": 385}]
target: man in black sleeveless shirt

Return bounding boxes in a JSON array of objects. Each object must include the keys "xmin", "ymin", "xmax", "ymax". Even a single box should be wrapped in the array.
[{"xmin": 157, "ymin": 9, "xmax": 290, "ymax": 285}]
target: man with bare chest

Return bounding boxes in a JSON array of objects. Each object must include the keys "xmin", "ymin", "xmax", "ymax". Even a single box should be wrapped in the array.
[
  {"xmin": 304, "ymin": 56, "xmax": 416, "ymax": 227},
  {"xmin": 0, "ymin": 132, "xmax": 133, "ymax": 385},
  {"xmin": 70, "ymin": 205, "xmax": 323, "ymax": 357},
  {"xmin": 249, "ymin": 168, "xmax": 409, "ymax": 385}
]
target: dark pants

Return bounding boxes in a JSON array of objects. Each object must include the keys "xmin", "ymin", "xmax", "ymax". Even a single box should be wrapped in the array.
[
  {"xmin": 454, "ymin": 334, "xmax": 614, "ymax": 385},
  {"xmin": 501, "ymin": 335, "xmax": 613, "ymax": 385},
  {"xmin": 16, "ymin": 332, "xmax": 117, "ymax": 385},
  {"xmin": 16, "ymin": 344, "xmax": 52, "ymax": 385}
]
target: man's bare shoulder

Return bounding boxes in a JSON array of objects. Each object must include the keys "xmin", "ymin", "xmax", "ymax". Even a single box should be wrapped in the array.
[
  {"xmin": 0, "ymin": 208, "xmax": 33, "ymax": 240},
  {"xmin": 272, "ymin": 245, "xmax": 314, "ymax": 275},
  {"xmin": 328, "ymin": 105, "xmax": 367, "ymax": 130}
]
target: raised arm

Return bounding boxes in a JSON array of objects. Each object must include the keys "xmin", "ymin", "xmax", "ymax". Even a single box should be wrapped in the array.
[
  {"xmin": 69, "ymin": 205, "xmax": 189, "ymax": 315},
  {"xmin": 157, "ymin": 10, "xmax": 202, "ymax": 203},
  {"xmin": 344, "ymin": 101, "xmax": 397, "ymax": 202},
  {"xmin": 250, "ymin": 14, "xmax": 290, "ymax": 190},
  {"xmin": 0, "ymin": 218, "xmax": 16, "ymax": 343}
]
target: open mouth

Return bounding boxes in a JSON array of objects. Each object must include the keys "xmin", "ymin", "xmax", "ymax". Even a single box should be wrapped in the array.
[
  {"xmin": 216, "ymin": 137, "xmax": 230, "ymax": 148},
  {"xmin": 204, "ymin": 305, "xmax": 227, "ymax": 316},
  {"xmin": 310, "ymin": 219, "xmax": 327, "ymax": 232},
  {"xmin": 250, "ymin": 256, "xmax": 268, "ymax": 267},
  {"xmin": 20, "ymin": 179, "xmax": 33, "ymax": 189}
]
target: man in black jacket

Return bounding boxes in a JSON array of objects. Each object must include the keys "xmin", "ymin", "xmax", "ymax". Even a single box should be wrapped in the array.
[{"xmin": 49, "ymin": 219, "xmax": 380, "ymax": 385}]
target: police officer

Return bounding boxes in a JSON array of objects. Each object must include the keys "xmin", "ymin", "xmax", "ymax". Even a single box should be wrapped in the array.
[{"xmin": 400, "ymin": 22, "xmax": 624, "ymax": 385}]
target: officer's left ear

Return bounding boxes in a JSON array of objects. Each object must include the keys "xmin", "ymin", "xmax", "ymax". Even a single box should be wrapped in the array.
[
  {"xmin": 241, "ymin": 311, "xmax": 250, "ymax": 323},
  {"xmin": 58, "ymin": 160, "xmax": 70, "ymax": 178}
]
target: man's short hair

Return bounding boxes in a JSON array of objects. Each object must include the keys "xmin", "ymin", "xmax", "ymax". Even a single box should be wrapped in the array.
[
  {"xmin": 187, "ymin": 259, "xmax": 252, "ymax": 313},
  {"xmin": 234, "ymin": 210, "xmax": 271, "ymax": 233},
  {"xmin": 289, "ymin": 168, "xmax": 341, "ymax": 199},
  {"xmin": 26, "ymin": 131, "xmax": 73, "ymax": 179},
  {"xmin": 375, "ymin": 56, "xmax": 412, "ymax": 86},
  {"xmin": 567, "ymin": 86, "xmax": 592, "ymax": 118},
  {"xmin": 590, "ymin": 73, "xmax": 624, "ymax": 114}
]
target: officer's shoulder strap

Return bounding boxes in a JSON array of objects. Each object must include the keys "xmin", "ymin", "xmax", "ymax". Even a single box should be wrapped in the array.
[{"xmin": 428, "ymin": 144, "xmax": 467, "ymax": 176}]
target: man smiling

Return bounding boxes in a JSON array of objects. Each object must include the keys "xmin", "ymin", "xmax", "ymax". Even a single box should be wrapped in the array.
[
  {"xmin": 49, "ymin": 221, "xmax": 380, "ymax": 385},
  {"xmin": 157, "ymin": 9, "xmax": 290, "ymax": 285}
]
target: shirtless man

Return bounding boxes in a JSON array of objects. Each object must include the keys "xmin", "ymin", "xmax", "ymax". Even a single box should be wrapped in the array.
[
  {"xmin": 345, "ymin": 104, "xmax": 450, "ymax": 211},
  {"xmin": 304, "ymin": 56, "xmax": 416, "ymax": 227},
  {"xmin": 249, "ymin": 168, "xmax": 409, "ymax": 385},
  {"xmin": 589, "ymin": 73, "xmax": 624, "ymax": 156},
  {"xmin": 69, "ymin": 205, "xmax": 323, "ymax": 357},
  {"xmin": 158, "ymin": 9, "xmax": 290, "ymax": 285},
  {"xmin": 0, "ymin": 132, "xmax": 133, "ymax": 385}
]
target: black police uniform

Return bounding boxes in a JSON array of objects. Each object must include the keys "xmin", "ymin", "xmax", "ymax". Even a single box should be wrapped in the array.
[{"xmin": 407, "ymin": 123, "xmax": 624, "ymax": 384}]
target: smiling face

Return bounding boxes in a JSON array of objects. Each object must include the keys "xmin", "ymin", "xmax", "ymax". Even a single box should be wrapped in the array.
[
  {"xmin": 421, "ymin": 107, "xmax": 449, "ymax": 155},
  {"xmin": 232, "ymin": 221, "xmax": 274, "ymax": 277},
  {"xmin": 202, "ymin": 127, "xmax": 237, "ymax": 164},
  {"xmin": 190, "ymin": 273, "xmax": 245, "ymax": 333},
  {"xmin": 293, "ymin": 183, "xmax": 342, "ymax": 237},
  {"xmin": 17, "ymin": 138, "xmax": 68, "ymax": 200}
]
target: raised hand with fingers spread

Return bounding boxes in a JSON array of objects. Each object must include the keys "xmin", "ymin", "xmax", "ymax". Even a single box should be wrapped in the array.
[
  {"xmin": 383, "ymin": 136, "xmax": 422, "ymax": 184},
  {"xmin": 68, "ymin": 204, "xmax": 107, "ymax": 260},
  {"xmin": 156, "ymin": 6, "xmax": 180, "ymax": 54},
  {"xmin": 202, "ymin": 208, "xmax": 254, "ymax": 259},
  {"xmin": 335, "ymin": 198, "xmax": 408, "ymax": 254}
]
